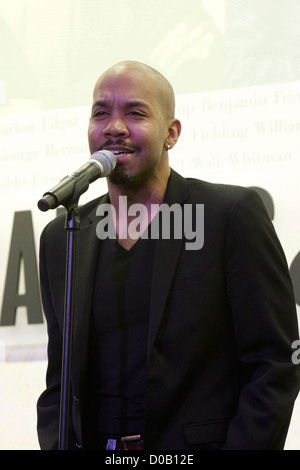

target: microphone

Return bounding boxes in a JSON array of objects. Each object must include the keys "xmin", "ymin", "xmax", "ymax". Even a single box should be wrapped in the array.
[{"xmin": 37, "ymin": 150, "xmax": 116, "ymax": 212}]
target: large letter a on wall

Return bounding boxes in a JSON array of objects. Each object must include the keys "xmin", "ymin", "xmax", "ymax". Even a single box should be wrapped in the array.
[{"xmin": 0, "ymin": 211, "xmax": 43, "ymax": 325}]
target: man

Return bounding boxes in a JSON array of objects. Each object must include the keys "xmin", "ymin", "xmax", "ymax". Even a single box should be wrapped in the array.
[{"xmin": 37, "ymin": 61, "xmax": 300, "ymax": 450}]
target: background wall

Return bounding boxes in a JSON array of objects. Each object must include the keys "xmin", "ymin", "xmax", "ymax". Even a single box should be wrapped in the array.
[{"xmin": 0, "ymin": 0, "xmax": 299, "ymax": 449}]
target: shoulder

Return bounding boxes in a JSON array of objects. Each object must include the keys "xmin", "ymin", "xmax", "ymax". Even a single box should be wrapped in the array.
[
  {"xmin": 168, "ymin": 169, "xmax": 269, "ymax": 221},
  {"xmin": 177, "ymin": 172, "xmax": 263, "ymax": 211}
]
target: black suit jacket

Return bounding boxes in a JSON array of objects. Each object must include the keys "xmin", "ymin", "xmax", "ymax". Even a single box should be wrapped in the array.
[{"xmin": 37, "ymin": 169, "xmax": 300, "ymax": 450}]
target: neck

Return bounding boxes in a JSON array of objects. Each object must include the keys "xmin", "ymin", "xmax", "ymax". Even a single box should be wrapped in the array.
[{"xmin": 107, "ymin": 167, "xmax": 170, "ymax": 249}]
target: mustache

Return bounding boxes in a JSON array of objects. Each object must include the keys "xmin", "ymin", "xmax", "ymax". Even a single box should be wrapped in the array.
[{"xmin": 98, "ymin": 139, "xmax": 137, "ymax": 152}]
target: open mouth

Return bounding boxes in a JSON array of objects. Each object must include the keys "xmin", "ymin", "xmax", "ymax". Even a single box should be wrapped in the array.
[
  {"xmin": 103, "ymin": 146, "xmax": 135, "ymax": 159},
  {"xmin": 111, "ymin": 150, "xmax": 133, "ymax": 158}
]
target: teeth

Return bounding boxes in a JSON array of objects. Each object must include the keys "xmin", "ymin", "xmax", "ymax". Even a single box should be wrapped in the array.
[{"xmin": 111, "ymin": 150, "xmax": 131, "ymax": 156}]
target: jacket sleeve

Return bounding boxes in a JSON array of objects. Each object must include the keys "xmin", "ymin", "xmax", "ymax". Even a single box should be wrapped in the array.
[
  {"xmin": 36, "ymin": 223, "xmax": 77, "ymax": 450},
  {"xmin": 222, "ymin": 188, "xmax": 300, "ymax": 449}
]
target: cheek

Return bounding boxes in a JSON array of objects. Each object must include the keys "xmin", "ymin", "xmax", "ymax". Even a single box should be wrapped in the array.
[{"xmin": 139, "ymin": 123, "xmax": 166, "ymax": 150}]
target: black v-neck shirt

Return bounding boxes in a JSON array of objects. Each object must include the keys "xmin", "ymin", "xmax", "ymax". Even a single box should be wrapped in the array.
[{"xmin": 87, "ymin": 235, "xmax": 156, "ymax": 439}]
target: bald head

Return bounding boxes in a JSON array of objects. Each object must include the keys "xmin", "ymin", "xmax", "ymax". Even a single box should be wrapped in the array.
[{"xmin": 93, "ymin": 60, "xmax": 176, "ymax": 120}]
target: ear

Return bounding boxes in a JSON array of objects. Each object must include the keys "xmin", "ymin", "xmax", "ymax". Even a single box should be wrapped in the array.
[{"xmin": 166, "ymin": 118, "xmax": 182, "ymax": 150}]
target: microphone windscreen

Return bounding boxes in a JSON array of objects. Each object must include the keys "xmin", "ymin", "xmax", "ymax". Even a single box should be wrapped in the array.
[{"xmin": 90, "ymin": 150, "xmax": 117, "ymax": 177}]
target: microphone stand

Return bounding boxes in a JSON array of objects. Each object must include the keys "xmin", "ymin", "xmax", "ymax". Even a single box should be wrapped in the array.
[{"xmin": 58, "ymin": 201, "xmax": 80, "ymax": 450}]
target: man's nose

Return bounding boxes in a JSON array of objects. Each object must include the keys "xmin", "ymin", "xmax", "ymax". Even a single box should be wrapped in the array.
[{"xmin": 103, "ymin": 116, "xmax": 129, "ymax": 138}]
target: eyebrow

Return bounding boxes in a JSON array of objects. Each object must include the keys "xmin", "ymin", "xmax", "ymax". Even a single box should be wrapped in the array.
[{"xmin": 92, "ymin": 99, "xmax": 151, "ymax": 110}]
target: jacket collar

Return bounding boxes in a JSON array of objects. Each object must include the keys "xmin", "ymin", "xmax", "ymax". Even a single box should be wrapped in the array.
[{"xmin": 147, "ymin": 169, "xmax": 189, "ymax": 359}]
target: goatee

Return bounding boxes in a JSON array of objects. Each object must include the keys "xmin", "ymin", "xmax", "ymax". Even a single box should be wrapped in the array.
[{"xmin": 108, "ymin": 170, "xmax": 135, "ymax": 186}]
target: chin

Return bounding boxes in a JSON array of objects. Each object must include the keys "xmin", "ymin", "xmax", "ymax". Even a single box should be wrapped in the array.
[
  {"xmin": 108, "ymin": 170, "xmax": 135, "ymax": 186},
  {"xmin": 108, "ymin": 163, "xmax": 159, "ymax": 188}
]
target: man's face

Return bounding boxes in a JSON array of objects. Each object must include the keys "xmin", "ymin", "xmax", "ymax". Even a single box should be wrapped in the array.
[{"xmin": 88, "ymin": 67, "xmax": 170, "ymax": 187}]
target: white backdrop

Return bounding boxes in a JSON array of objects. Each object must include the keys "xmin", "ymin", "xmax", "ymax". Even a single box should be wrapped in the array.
[{"xmin": 0, "ymin": 0, "xmax": 300, "ymax": 450}]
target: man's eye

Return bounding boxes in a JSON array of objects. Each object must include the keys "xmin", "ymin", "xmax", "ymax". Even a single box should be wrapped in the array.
[
  {"xmin": 93, "ymin": 110, "xmax": 108, "ymax": 117},
  {"xmin": 128, "ymin": 111, "xmax": 144, "ymax": 117}
]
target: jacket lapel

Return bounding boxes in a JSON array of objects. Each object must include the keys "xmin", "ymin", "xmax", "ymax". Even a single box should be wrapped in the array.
[
  {"xmin": 147, "ymin": 170, "xmax": 189, "ymax": 360},
  {"xmin": 71, "ymin": 195, "xmax": 109, "ymax": 387}
]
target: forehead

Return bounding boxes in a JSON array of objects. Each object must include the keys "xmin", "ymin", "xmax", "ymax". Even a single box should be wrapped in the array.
[
  {"xmin": 92, "ymin": 68, "xmax": 160, "ymax": 108},
  {"xmin": 94, "ymin": 71, "xmax": 156, "ymax": 99}
]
